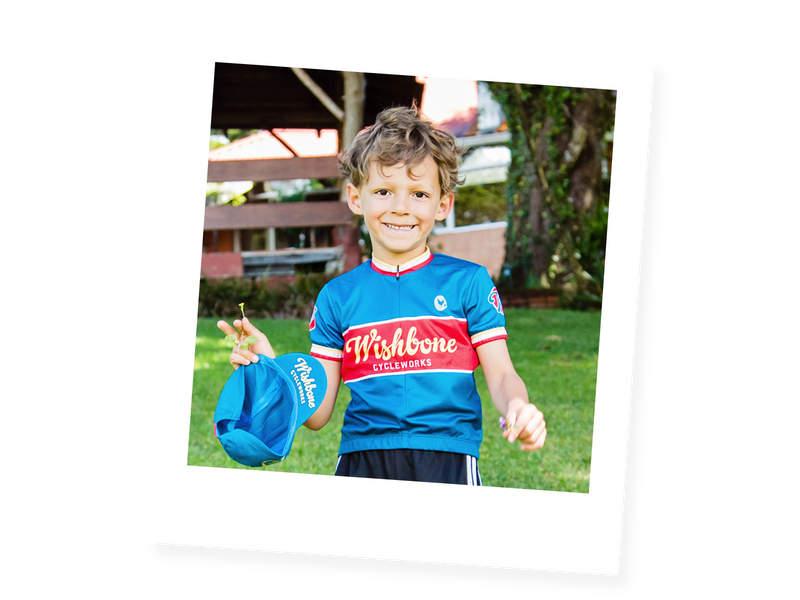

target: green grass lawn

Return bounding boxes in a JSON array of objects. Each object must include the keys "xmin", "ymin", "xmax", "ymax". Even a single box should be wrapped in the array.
[{"xmin": 187, "ymin": 308, "xmax": 600, "ymax": 492}]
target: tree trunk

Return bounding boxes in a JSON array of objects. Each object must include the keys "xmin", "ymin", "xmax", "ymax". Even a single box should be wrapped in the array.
[
  {"xmin": 565, "ymin": 98, "xmax": 601, "ymax": 216},
  {"xmin": 529, "ymin": 184, "xmax": 550, "ymax": 284}
]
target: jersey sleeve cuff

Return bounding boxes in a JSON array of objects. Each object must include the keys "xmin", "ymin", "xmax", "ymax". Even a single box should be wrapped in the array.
[
  {"xmin": 471, "ymin": 327, "xmax": 508, "ymax": 348},
  {"xmin": 310, "ymin": 344, "xmax": 344, "ymax": 362}
]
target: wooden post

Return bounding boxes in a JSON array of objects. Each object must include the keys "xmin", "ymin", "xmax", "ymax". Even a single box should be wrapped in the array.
[
  {"xmin": 339, "ymin": 72, "xmax": 366, "ymax": 270},
  {"xmin": 339, "ymin": 72, "xmax": 365, "ymax": 203},
  {"xmin": 341, "ymin": 72, "xmax": 365, "ymax": 150},
  {"xmin": 233, "ymin": 230, "xmax": 241, "ymax": 253}
]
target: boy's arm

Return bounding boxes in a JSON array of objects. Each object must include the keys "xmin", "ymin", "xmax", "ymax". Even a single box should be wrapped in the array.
[
  {"xmin": 303, "ymin": 358, "xmax": 341, "ymax": 430},
  {"xmin": 476, "ymin": 339, "xmax": 547, "ymax": 451}
]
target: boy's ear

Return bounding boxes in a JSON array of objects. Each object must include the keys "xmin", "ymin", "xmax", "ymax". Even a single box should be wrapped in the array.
[
  {"xmin": 346, "ymin": 182, "xmax": 363, "ymax": 215},
  {"xmin": 435, "ymin": 192, "xmax": 455, "ymax": 221}
]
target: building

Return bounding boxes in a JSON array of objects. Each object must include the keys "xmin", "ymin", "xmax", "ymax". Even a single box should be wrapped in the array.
[{"xmin": 201, "ymin": 65, "xmax": 511, "ymax": 280}]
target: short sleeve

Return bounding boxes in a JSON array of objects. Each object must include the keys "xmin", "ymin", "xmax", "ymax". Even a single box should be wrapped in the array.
[
  {"xmin": 308, "ymin": 284, "xmax": 344, "ymax": 361},
  {"xmin": 464, "ymin": 267, "xmax": 508, "ymax": 348}
]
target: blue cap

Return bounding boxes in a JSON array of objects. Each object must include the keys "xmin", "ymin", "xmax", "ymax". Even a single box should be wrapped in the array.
[{"xmin": 213, "ymin": 353, "xmax": 328, "ymax": 467}]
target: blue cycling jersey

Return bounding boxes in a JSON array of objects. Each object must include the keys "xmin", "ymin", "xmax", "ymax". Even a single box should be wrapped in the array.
[{"xmin": 309, "ymin": 248, "xmax": 507, "ymax": 458}]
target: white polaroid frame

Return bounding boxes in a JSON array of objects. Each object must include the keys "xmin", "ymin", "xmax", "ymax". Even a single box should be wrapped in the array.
[{"xmin": 152, "ymin": 23, "xmax": 656, "ymax": 575}]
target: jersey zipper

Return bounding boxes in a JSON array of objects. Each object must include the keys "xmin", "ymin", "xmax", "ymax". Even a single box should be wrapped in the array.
[{"xmin": 395, "ymin": 263, "xmax": 407, "ymax": 435}]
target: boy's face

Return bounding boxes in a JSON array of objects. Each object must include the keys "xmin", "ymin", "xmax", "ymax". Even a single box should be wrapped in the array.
[{"xmin": 346, "ymin": 156, "xmax": 454, "ymax": 265}]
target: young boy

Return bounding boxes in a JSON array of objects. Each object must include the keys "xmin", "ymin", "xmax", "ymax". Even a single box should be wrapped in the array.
[{"xmin": 217, "ymin": 106, "xmax": 546, "ymax": 485}]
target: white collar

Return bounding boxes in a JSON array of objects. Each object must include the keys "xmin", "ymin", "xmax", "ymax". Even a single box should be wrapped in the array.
[{"xmin": 370, "ymin": 247, "xmax": 433, "ymax": 275}]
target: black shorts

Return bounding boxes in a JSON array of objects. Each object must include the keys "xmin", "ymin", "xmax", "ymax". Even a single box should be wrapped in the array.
[{"xmin": 334, "ymin": 449, "xmax": 482, "ymax": 486}]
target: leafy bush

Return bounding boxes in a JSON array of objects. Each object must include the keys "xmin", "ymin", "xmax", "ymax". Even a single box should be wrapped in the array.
[{"xmin": 197, "ymin": 274, "xmax": 330, "ymax": 320}]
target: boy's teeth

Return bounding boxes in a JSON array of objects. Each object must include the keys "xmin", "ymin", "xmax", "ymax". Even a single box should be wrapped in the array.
[{"xmin": 386, "ymin": 224, "xmax": 414, "ymax": 230}]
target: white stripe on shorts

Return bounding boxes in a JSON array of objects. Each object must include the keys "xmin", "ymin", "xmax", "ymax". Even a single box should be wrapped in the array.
[{"xmin": 466, "ymin": 455, "xmax": 481, "ymax": 486}]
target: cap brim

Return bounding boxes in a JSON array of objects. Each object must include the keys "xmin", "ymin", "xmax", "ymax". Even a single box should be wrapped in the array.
[{"xmin": 218, "ymin": 428, "xmax": 283, "ymax": 467}]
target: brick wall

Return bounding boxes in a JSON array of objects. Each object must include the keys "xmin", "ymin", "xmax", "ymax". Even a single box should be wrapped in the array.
[
  {"xmin": 198, "ymin": 224, "xmax": 506, "ymax": 280},
  {"xmin": 200, "ymin": 252, "xmax": 243, "ymax": 278}
]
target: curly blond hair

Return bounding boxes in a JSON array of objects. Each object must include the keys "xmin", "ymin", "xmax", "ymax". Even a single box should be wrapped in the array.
[{"xmin": 338, "ymin": 105, "xmax": 465, "ymax": 195}]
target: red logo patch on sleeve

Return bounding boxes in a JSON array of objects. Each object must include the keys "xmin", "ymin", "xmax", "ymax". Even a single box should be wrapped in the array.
[
  {"xmin": 488, "ymin": 287, "xmax": 504, "ymax": 315},
  {"xmin": 309, "ymin": 306, "xmax": 318, "ymax": 331}
]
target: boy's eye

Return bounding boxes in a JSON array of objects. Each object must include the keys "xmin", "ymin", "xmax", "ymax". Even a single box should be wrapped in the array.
[
  {"xmin": 412, "ymin": 192, "xmax": 429, "ymax": 199},
  {"xmin": 375, "ymin": 189, "xmax": 390, "ymax": 196}
]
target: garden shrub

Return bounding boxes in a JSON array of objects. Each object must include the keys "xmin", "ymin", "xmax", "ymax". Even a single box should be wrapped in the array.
[{"xmin": 197, "ymin": 274, "xmax": 330, "ymax": 320}]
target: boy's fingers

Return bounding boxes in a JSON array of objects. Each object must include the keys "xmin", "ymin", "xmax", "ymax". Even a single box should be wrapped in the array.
[
  {"xmin": 516, "ymin": 412, "xmax": 545, "ymax": 443},
  {"xmin": 240, "ymin": 318, "xmax": 274, "ymax": 357},
  {"xmin": 503, "ymin": 411, "xmax": 519, "ymax": 441},
  {"xmin": 241, "ymin": 317, "xmax": 266, "ymax": 340},
  {"xmin": 220, "ymin": 318, "xmax": 268, "ymax": 343},
  {"xmin": 217, "ymin": 320, "xmax": 237, "ymax": 337},
  {"xmin": 230, "ymin": 350, "xmax": 259, "ymax": 368},
  {"xmin": 520, "ymin": 427, "xmax": 547, "ymax": 451},
  {"xmin": 220, "ymin": 319, "xmax": 271, "ymax": 365},
  {"xmin": 250, "ymin": 341, "xmax": 276, "ymax": 359},
  {"xmin": 241, "ymin": 317, "xmax": 261, "ymax": 335},
  {"xmin": 506, "ymin": 404, "xmax": 543, "ymax": 443},
  {"xmin": 517, "ymin": 417, "xmax": 547, "ymax": 450}
]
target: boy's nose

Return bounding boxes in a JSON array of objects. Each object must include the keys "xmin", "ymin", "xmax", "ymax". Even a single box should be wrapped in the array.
[{"xmin": 390, "ymin": 193, "xmax": 410, "ymax": 214}]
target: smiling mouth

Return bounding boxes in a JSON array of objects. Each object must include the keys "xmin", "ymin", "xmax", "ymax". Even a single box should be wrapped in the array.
[{"xmin": 383, "ymin": 223, "xmax": 417, "ymax": 231}]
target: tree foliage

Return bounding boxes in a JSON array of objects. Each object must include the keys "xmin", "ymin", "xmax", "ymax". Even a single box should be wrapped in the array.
[{"xmin": 485, "ymin": 82, "xmax": 615, "ymax": 309}]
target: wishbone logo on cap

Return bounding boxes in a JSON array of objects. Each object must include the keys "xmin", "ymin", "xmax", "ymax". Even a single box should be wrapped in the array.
[{"xmin": 213, "ymin": 353, "xmax": 328, "ymax": 467}]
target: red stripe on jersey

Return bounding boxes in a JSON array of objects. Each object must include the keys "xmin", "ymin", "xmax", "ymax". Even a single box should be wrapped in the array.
[{"xmin": 341, "ymin": 317, "xmax": 478, "ymax": 382}]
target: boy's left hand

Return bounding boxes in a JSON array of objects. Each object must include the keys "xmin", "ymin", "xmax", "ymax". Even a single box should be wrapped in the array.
[{"xmin": 503, "ymin": 400, "xmax": 547, "ymax": 451}]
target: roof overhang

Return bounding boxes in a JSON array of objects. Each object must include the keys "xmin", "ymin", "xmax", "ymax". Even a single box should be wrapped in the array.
[{"xmin": 210, "ymin": 63, "xmax": 424, "ymax": 131}]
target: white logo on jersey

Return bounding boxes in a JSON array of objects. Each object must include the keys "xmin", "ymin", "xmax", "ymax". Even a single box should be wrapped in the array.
[{"xmin": 434, "ymin": 295, "xmax": 447, "ymax": 311}]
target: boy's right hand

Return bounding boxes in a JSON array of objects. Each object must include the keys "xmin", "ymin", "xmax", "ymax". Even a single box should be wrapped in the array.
[{"xmin": 216, "ymin": 317, "xmax": 276, "ymax": 369}]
